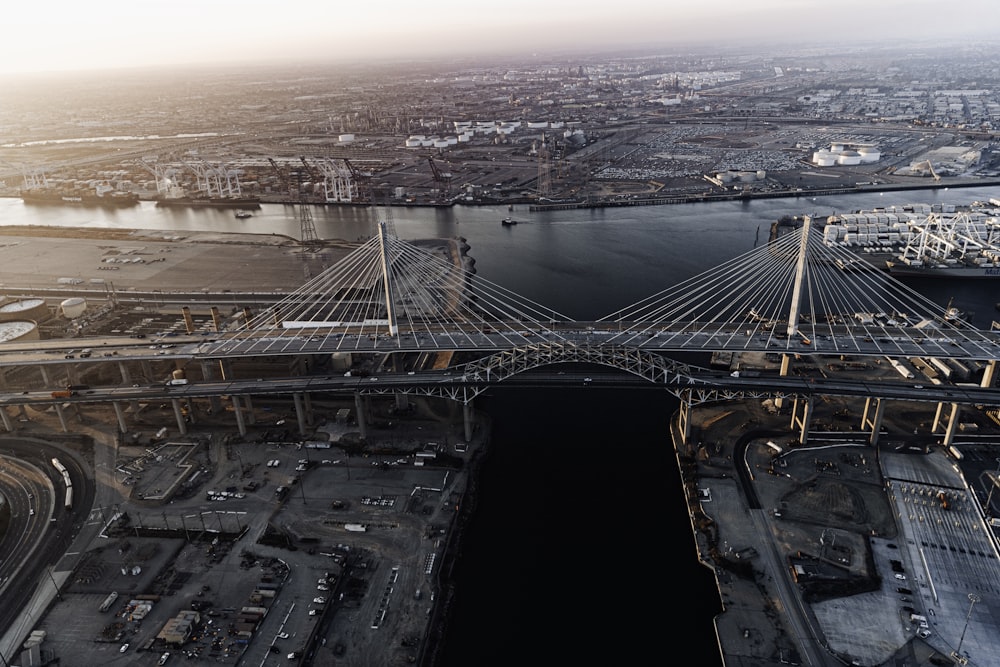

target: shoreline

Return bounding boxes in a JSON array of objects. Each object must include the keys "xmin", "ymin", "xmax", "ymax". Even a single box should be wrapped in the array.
[{"xmin": 4, "ymin": 176, "xmax": 999, "ymax": 215}]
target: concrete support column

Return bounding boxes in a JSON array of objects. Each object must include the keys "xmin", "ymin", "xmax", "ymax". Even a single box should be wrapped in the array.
[
  {"xmin": 53, "ymin": 403, "xmax": 69, "ymax": 433},
  {"xmin": 677, "ymin": 392, "xmax": 692, "ymax": 448},
  {"xmin": 171, "ymin": 399, "xmax": 187, "ymax": 435},
  {"xmin": 354, "ymin": 392, "xmax": 368, "ymax": 442},
  {"xmin": 462, "ymin": 400, "xmax": 474, "ymax": 443},
  {"xmin": 232, "ymin": 396, "xmax": 247, "ymax": 437},
  {"xmin": 790, "ymin": 396, "xmax": 813, "ymax": 445},
  {"xmin": 775, "ymin": 355, "xmax": 791, "ymax": 409},
  {"xmin": 243, "ymin": 395, "xmax": 255, "ymax": 425},
  {"xmin": 113, "ymin": 401, "xmax": 128, "ymax": 434},
  {"xmin": 140, "ymin": 360, "xmax": 154, "ymax": 382},
  {"xmin": 0, "ymin": 408, "xmax": 13, "ymax": 432},
  {"xmin": 933, "ymin": 402, "xmax": 948, "ymax": 433},
  {"xmin": 118, "ymin": 362, "xmax": 132, "ymax": 386},
  {"xmin": 861, "ymin": 396, "xmax": 885, "ymax": 447},
  {"xmin": 293, "ymin": 393, "xmax": 308, "ymax": 437},
  {"xmin": 303, "ymin": 393, "xmax": 313, "ymax": 426},
  {"xmin": 982, "ymin": 360, "xmax": 997, "ymax": 388},
  {"xmin": 941, "ymin": 403, "xmax": 960, "ymax": 448},
  {"xmin": 39, "ymin": 365, "xmax": 52, "ymax": 387},
  {"xmin": 200, "ymin": 361, "xmax": 223, "ymax": 413}
]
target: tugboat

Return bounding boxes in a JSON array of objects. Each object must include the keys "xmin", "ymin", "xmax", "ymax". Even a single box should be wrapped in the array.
[
  {"xmin": 501, "ymin": 216, "xmax": 518, "ymax": 226},
  {"xmin": 234, "ymin": 210, "xmax": 253, "ymax": 219}
]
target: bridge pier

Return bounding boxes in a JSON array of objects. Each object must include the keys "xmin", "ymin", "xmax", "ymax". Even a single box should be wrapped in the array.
[
  {"xmin": 293, "ymin": 393, "xmax": 309, "ymax": 436},
  {"xmin": 39, "ymin": 365, "xmax": 52, "ymax": 388},
  {"xmin": 231, "ymin": 396, "xmax": 247, "ymax": 437},
  {"xmin": 676, "ymin": 393, "xmax": 693, "ymax": 448},
  {"xmin": 140, "ymin": 360, "xmax": 154, "ymax": 383},
  {"xmin": 354, "ymin": 392, "xmax": 368, "ymax": 442},
  {"xmin": 113, "ymin": 401, "xmax": 128, "ymax": 434},
  {"xmin": 933, "ymin": 402, "xmax": 961, "ymax": 447},
  {"xmin": 200, "ymin": 362, "xmax": 223, "ymax": 413},
  {"xmin": 790, "ymin": 396, "xmax": 813, "ymax": 445},
  {"xmin": 242, "ymin": 395, "xmax": 256, "ymax": 425},
  {"xmin": 775, "ymin": 355, "xmax": 791, "ymax": 409},
  {"xmin": 463, "ymin": 400, "xmax": 474, "ymax": 443},
  {"xmin": 171, "ymin": 399, "xmax": 187, "ymax": 435},
  {"xmin": 0, "ymin": 407, "xmax": 12, "ymax": 432},
  {"xmin": 983, "ymin": 360, "xmax": 997, "ymax": 388},
  {"xmin": 861, "ymin": 397, "xmax": 886, "ymax": 446},
  {"xmin": 53, "ymin": 403, "xmax": 69, "ymax": 433},
  {"xmin": 118, "ymin": 361, "xmax": 133, "ymax": 386}
]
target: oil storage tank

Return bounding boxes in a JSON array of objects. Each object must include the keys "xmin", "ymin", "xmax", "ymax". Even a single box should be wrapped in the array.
[{"xmin": 60, "ymin": 297, "xmax": 87, "ymax": 319}]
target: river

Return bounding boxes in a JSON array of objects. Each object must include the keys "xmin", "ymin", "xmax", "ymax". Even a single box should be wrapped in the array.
[{"xmin": 2, "ymin": 186, "xmax": 999, "ymax": 665}]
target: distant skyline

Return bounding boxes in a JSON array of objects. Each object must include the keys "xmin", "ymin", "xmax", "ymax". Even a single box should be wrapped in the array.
[{"xmin": 3, "ymin": 0, "xmax": 997, "ymax": 76}]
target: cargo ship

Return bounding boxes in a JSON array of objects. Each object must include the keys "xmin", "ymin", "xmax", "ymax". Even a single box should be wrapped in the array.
[
  {"xmin": 20, "ymin": 188, "xmax": 140, "ymax": 208},
  {"xmin": 154, "ymin": 195, "xmax": 261, "ymax": 209}
]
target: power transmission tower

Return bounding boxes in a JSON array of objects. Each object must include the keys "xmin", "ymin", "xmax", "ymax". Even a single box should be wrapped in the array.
[{"xmin": 299, "ymin": 203, "xmax": 318, "ymax": 245}]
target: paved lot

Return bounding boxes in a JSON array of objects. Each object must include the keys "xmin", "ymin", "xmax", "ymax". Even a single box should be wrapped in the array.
[{"xmin": 675, "ymin": 386, "xmax": 1000, "ymax": 667}]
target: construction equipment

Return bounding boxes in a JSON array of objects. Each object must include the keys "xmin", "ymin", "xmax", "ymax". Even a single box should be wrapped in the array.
[{"xmin": 913, "ymin": 160, "xmax": 941, "ymax": 181}]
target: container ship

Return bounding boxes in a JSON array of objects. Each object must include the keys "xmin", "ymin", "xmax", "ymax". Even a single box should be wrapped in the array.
[
  {"xmin": 818, "ymin": 201, "xmax": 1000, "ymax": 278},
  {"xmin": 20, "ymin": 187, "xmax": 140, "ymax": 208}
]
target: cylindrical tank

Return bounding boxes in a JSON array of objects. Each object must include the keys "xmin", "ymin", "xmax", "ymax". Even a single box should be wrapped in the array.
[
  {"xmin": 60, "ymin": 297, "xmax": 87, "ymax": 319},
  {"xmin": 0, "ymin": 320, "xmax": 39, "ymax": 342},
  {"xmin": 0, "ymin": 298, "xmax": 48, "ymax": 323}
]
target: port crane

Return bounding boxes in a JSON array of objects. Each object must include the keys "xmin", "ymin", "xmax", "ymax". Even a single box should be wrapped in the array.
[{"xmin": 426, "ymin": 156, "xmax": 452, "ymax": 198}]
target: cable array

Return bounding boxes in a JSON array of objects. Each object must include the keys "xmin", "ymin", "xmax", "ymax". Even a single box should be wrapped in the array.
[
  {"xmin": 228, "ymin": 234, "xmax": 570, "ymax": 354},
  {"xmin": 600, "ymin": 223, "xmax": 998, "ymax": 356},
  {"xmin": 218, "ymin": 223, "xmax": 998, "ymax": 360}
]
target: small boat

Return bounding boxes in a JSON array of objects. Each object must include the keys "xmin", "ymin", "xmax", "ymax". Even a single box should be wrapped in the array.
[
  {"xmin": 501, "ymin": 217, "xmax": 518, "ymax": 226},
  {"xmin": 234, "ymin": 210, "xmax": 253, "ymax": 219}
]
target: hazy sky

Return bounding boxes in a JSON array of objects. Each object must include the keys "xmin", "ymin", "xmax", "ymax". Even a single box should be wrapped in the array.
[{"xmin": 3, "ymin": 0, "xmax": 996, "ymax": 75}]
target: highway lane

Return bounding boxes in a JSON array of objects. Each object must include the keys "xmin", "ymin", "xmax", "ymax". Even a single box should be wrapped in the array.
[
  {"xmin": 0, "ymin": 320, "xmax": 999, "ymax": 368},
  {"xmin": 1, "ymin": 363, "xmax": 997, "ymax": 411}
]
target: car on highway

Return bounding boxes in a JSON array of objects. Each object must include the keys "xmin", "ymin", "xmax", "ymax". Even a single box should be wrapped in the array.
[
  {"xmin": 277, "ymin": 632, "xmax": 289, "ymax": 639},
  {"xmin": 120, "ymin": 644, "xmax": 129, "ymax": 653},
  {"xmin": 313, "ymin": 597, "xmax": 326, "ymax": 604}
]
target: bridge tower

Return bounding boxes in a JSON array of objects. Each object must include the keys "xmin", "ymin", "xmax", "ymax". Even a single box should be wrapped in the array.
[
  {"xmin": 776, "ymin": 215, "xmax": 813, "ymax": 411},
  {"xmin": 378, "ymin": 221, "xmax": 398, "ymax": 336}
]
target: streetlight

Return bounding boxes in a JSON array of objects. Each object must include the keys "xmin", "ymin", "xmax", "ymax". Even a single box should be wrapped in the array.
[{"xmin": 953, "ymin": 592, "xmax": 980, "ymax": 664}]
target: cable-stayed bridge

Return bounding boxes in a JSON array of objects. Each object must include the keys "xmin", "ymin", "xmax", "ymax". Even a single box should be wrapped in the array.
[
  {"xmin": 204, "ymin": 220, "xmax": 1000, "ymax": 362},
  {"xmin": 3, "ymin": 218, "xmax": 999, "ymax": 444}
]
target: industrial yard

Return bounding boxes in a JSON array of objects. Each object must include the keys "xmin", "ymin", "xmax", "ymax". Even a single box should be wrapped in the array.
[{"xmin": 3, "ymin": 41, "xmax": 1000, "ymax": 213}]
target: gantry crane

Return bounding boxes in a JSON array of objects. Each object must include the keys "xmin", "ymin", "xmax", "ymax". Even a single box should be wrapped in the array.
[{"xmin": 426, "ymin": 156, "xmax": 452, "ymax": 197}]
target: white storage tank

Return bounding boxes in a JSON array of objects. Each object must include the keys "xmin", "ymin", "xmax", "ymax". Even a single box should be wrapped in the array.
[{"xmin": 60, "ymin": 297, "xmax": 87, "ymax": 319}]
